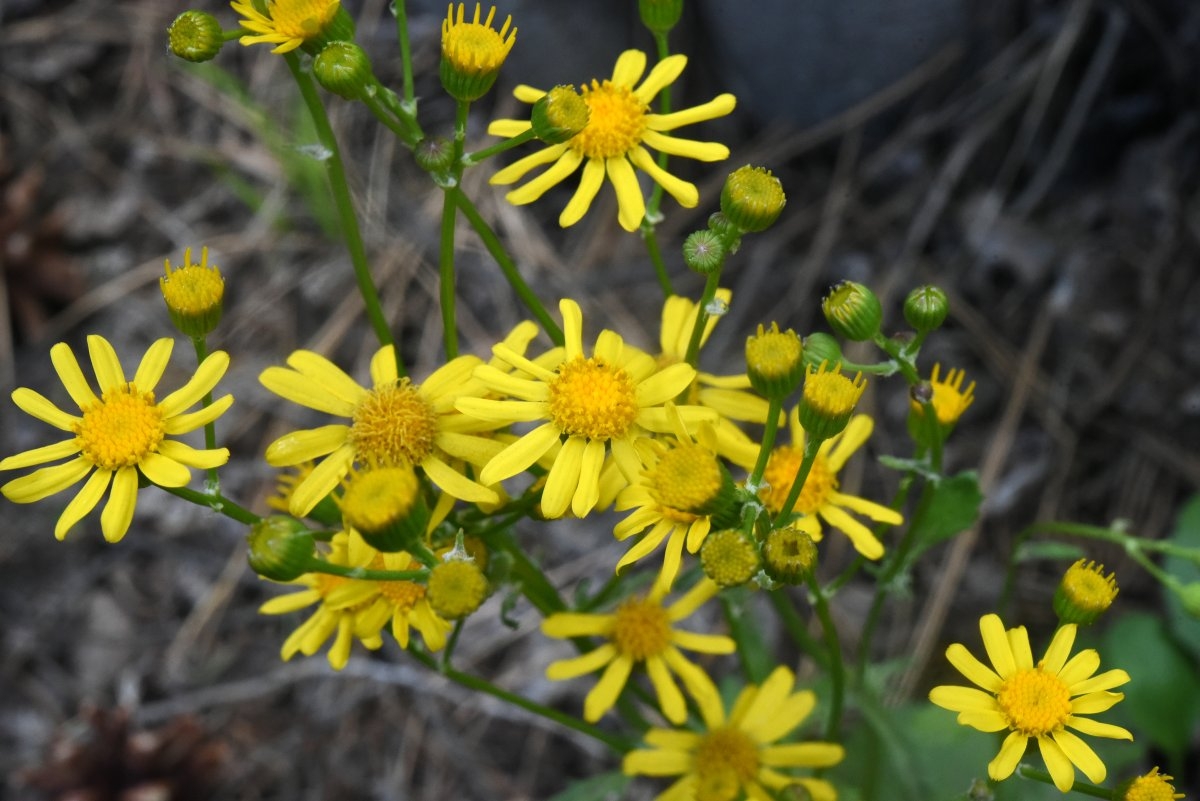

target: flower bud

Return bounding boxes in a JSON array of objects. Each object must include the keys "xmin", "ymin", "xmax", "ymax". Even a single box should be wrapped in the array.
[
  {"xmin": 428, "ymin": 557, "xmax": 489, "ymax": 619},
  {"xmin": 745, "ymin": 323, "xmax": 804, "ymax": 399},
  {"xmin": 313, "ymin": 41, "xmax": 373, "ymax": 101},
  {"xmin": 168, "ymin": 10, "xmax": 224, "ymax": 63},
  {"xmin": 822, "ymin": 281, "xmax": 882, "ymax": 342},
  {"xmin": 638, "ymin": 0, "xmax": 683, "ymax": 34},
  {"xmin": 247, "ymin": 516, "xmax": 316, "ymax": 582},
  {"xmin": 530, "ymin": 85, "xmax": 590, "ymax": 144},
  {"xmin": 903, "ymin": 285, "xmax": 949, "ymax": 333},
  {"xmin": 798, "ymin": 361, "xmax": 866, "ymax": 442},
  {"xmin": 1114, "ymin": 767, "xmax": 1183, "ymax": 801},
  {"xmin": 908, "ymin": 364, "xmax": 975, "ymax": 446},
  {"xmin": 801, "ymin": 333, "xmax": 843, "ymax": 371},
  {"xmin": 414, "ymin": 137, "xmax": 456, "ymax": 174},
  {"xmin": 707, "ymin": 212, "xmax": 742, "ymax": 250},
  {"xmin": 683, "ymin": 229, "xmax": 726, "ymax": 275},
  {"xmin": 1054, "ymin": 559, "xmax": 1118, "ymax": 625},
  {"xmin": 440, "ymin": 3, "xmax": 516, "ymax": 102},
  {"xmin": 700, "ymin": 529, "xmax": 760, "ymax": 588},
  {"xmin": 160, "ymin": 247, "xmax": 224, "ymax": 338},
  {"xmin": 1177, "ymin": 582, "xmax": 1200, "ymax": 619},
  {"xmin": 341, "ymin": 465, "xmax": 428, "ymax": 552},
  {"xmin": 761, "ymin": 524, "xmax": 818, "ymax": 584},
  {"xmin": 721, "ymin": 165, "xmax": 786, "ymax": 233}
]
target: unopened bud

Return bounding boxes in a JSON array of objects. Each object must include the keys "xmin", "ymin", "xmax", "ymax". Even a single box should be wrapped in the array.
[
  {"xmin": 822, "ymin": 281, "xmax": 882, "ymax": 342},
  {"xmin": 247, "ymin": 516, "xmax": 315, "ymax": 582},
  {"xmin": 168, "ymin": 11, "xmax": 224, "ymax": 63},
  {"xmin": 531, "ymin": 86, "xmax": 589, "ymax": 144},
  {"xmin": 721, "ymin": 165, "xmax": 786, "ymax": 233},
  {"xmin": 313, "ymin": 41, "xmax": 374, "ymax": 101}
]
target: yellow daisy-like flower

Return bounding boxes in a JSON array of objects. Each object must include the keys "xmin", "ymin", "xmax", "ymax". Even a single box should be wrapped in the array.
[
  {"xmin": 912, "ymin": 363, "xmax": 975, "ymax": 426},
  {"xmin": 457, "ymin": 299, "xmax": 711, "ymax": 519},
  {"xmin": 231, "ymin": 0, "xmax": 340, "ymax": 54},
  {"xmin": 657, "ymin": 291, "xmax": 771, "ymax": 467},
  {"xmin": 260, "ymin": 347, "xmax": 504, "ymax": 517},
  {"xmin": 0, "ymin": 335, "xmax": 232, "ymax": 543},
  {"xmin": 623, "ymin": 665, "xmax": 845, "ymax": 801},
  {"xmin": 1120, "ymin": 767, "xmax": 1185, "ymax": 801},
  {"xmin": 488, "ymin": 50, "xmax": 736, "ymax": 231},
  {"xmin": 614, "ymin": 406, "xmax": 733, "ymax": 592},
  {"xmin": 759, "ymin": 412, "xmax": 902, "ymax": 560},
  {"xmin": 541, "ymin": 578, "xmax": 734, "ymax": 724},
  {"xmin": 440, "ymin": 3, "xmax": 515, "ymax": 101},
  {"xmin": 929, "ymin": 613, "xmax": 1133, "ymax": 792}
]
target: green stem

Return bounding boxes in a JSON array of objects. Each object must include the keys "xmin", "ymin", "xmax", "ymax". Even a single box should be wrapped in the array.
[
  {"xmin": 641, "ymin": 225, "xmax": 674, "ymax": 298},
  {"xmin": 1014, "ymin": 765, "xmax": 1110, "ymax": 799},
  {"xmin": 161, "ymin": 484, "xmax": 260, "ymax": 525},
  {"xmin": 773, "ymin": 438, "xmax": 822, "ymax": 526},
  {"xmin": 438, "ymin": 100, "xmax": 472, "ymax": 359},
  {"xmin": 284, "ymin": 53, "xmax": 405, "ymax": 377},
  {"xmin": 683, "ymin": 270, "xmax": 722, "ymax": 367},
  {"xmin": 189, "ymin": 335, "xmax": 220, "ymax": 491},
  {"xmin": 455, "ymin": 191, "xmax": 564, "ymax": 345},
  {"xmin": 392, "ymin": 0, "xmax": 416, "ymax": 110},
  {"xmin": 361, "ymin": 86, "xmax": 420, "ymax": 147},
  {"xmin": 748, "ymin": 396, "xmax": 785, "ymax": 489},
  {"xmin": 1015, "ymin": 521, "xmax": 1189, "ymax": 591},
  {"xmin": 463, "ymin": 128, "xmax": 537, "ymax": 165},
  {"xmin": 768, "ymin": 589, "xmax": 829, "ymax": 669},
  {"xmin": 407, "ymin": 647, "xmax": 632, "ymax": 753},
  {"xmin": 806, "ymin": 572, "xmax": 846, "ymax": 740},
  {"xmin": 644, "ymin": 30, "xmax": 673, "ymax": 225},
  {"xmin": 304, "ymin": 561, "xmax": 427, "ymax": 582}
]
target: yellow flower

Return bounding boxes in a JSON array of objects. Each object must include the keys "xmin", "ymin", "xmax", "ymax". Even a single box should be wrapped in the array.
[
  {"xmin": 912, "ymin": 363, "xmax": 976, "ymax": 426},
  {"xmin": 623, "ymin": 665, "xmax": 845, "ymax": 801},
  {"xmin": 0, "ymin": 335, "xmax": 231, "ymax": 543},
  {"xmin": 760, "ymin": 412, "xmax": 901, "ymax": 560},
  {"xmin": 456, "ymin": 299, "xmax": 710, "ymax": 519},
  {"xmin": 259, "ymin": 347, "xmax": 505, "ymax": 517},
  {"xmin": 656, "ymin": 291, "xmax": 771, "ymax": 467},
  {"xmin": 160, "ymin": 246, "xmax": 224, "ymax": 338},
  {"xmin": 614, "ymin": 405, "xmax": 734, "ymax": 592},
  {"xmin": 231, "ymin": 0, "xmax": 341, "ymax": 54},
  {"xmin": 440, "ymin": 3, "xmax": 516, "ymax": 101},
  {"xmin": 1120, "ymin": 767, "xmax": 1185, "ymax": 801},
  {"xmin": 929, "ymin": 613, "xmax": 1133, "ymax": 792},
  {"xmin": 541, "ymin": 578, "xmax": 734, "ymax": 724},
  {"xmin": 488, "ymin": 50, "xmax": 736, "ymax": 231}
]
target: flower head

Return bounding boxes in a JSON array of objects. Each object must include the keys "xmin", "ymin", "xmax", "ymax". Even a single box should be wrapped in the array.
[
  {"xmin": 457, "ymin": 299, "xmax": 711, "ymax": 519},
  {"xmin": 699, "ymin": 528, "xmax": 759, "ymax": 588},
  {"xmin": 232, "ymin": 0, "xmax": 342, "ymax": 54},
  {"xmin": 488, "ymin": 50, "xmax": 736, "ymax": 231},
  {"xmin": 161, "ymin": 246, "xmax": 224, "ymax": 337},
  {"xmin": 541, "ymin": 578, "xmax": 734, "ymax": 724},
  {"xmin": 1054, "ymin": 559, "xmax": 1118, "ymax": 626},
  {"xmin": 1119, "ymin": 768, "xmax": 1185, "ymax": 801},
  {"xmin": 0, "ymin": 335, "xmax": 231, "ymax": 542},
  {"xmin": 613, "ymin": 405, "xmax": 735, "ymax": 591},
  {"xmin": 911, "ymin": 363, "xmax": 975, "ymax": 427},
  {"xmin": 624, "ymin": 665, "xmax": 845, "ymax": 801},
  {"xmin": 260, "ymin": 347, "xmax": 504, "ymax": 517},
  {"xmin": 440, "ymin": 3, "xmax": 516, "ymax": 101},
  {"xmin": 798, "ymin": 361, "xmax": 866, "ymax": 442},
  {"xmin": 929, "ymin": 613, "xmax": 1133, "ymax": 792},
  {"xmin": 760, "ymin": 412, "xmax": 901, "ymax": 560}
]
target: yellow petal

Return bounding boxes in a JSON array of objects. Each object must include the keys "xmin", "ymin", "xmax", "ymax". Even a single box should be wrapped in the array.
[
  {"xmin": 929, "ymin": 684, "xmax": 997, "ymax": 713},
  {"xmin": 159, "ymin": 351, "xmax": 230, "ymax": 417},
  {"xmin": 1043, "ymin": 623, "xmax": 1078, "ymax": 675},
  {"xmin": 560, "ymin": 299, "xmax": 584, "ymax": 361},
  {"xmin": 760, "ymin": 743, "xmax": 845, "ymax": 769},
  {"xmin": 87, "ymin": 335, "xmax": 125, "ymax": 389},
  {"xmin": 421, "ymin": 455, "xmax": 498, "ymax": 504},
  {"xmin": 100, "ymin": 466, "xmax": 138, "ymax": 542},
  {"xmin": 288, "ymin": 445, "xmax": 354, "ymax": 516},
  {"xmin": 636, "ymin": 362, "xmax": 696, "ymax": 407},
  {"xmin": 542, "ymin": 613, "xmax": 613, "ymax": 639},
  {"xmin": 487, "ymin": 119, "xmax": 532, "ymax": 138},
  {"xmin": 818, "ymin": 503, "xmax": 884, "ymax": 560},
  {"xmin": 583, "ymin": 655, "xmax": 633, "ymax": 722},
  {"xmin": 505, "ymin": 149, "xmax": 584, "ymax": 205},
  {"xmin": 646, "ymin": 93, "xmax": 737, "ymax": 131},
  {"xmin": 286, "ymin": 349, "xmax": 369, "ymax": 408},
  {"xmin": 944, "ymin": 643, "xmax": 1003, "ymax": 691},
  {"xmin": 1070, "ymin": 668, "xmax": 1130, "ymax": 695},
  {"xmin": 265, "ymin": 425, "xmax": 351, "ymax": 466},
  {"xmin": 137, "ymin": 451, "xmax": 192, "ymax": 487},
  {"xmin": 132, "ymin": 338, "xmax": 174, "ymax": 393},
  {"xmin": 50, "ymin": 342, "xmax": 98, "ymax": 409},
  {"xmin": 606, "ymin": 156, "xmax": 645, "ymax": 232},
  {"xmin": 545, "ymin": 643, "xmax": 617, "ymax": 679},
  {"xmin": 988, "ymin": 731, "xmax": 1028, "ymax": 782},
  {"xmin": 157, "ymin": 439, "xmax": 230, "ymax": 469},
  {"xmin": 641, "ymin": 130, "xmax": 729, "ymax": 162},
  {"xmin": 541, "ymin": 436, "xmax": 585, "ymax": 518},
  {"xmin": 10, "ymin": 388, "xmax": 79, "ymax": 432},
  {"xmin": 980, "ymin": 614, "xmax": 1016, "ymax": 678},
  {"xmin": 610, "ymin": 49, "xmax": 647, "ymax": 88},
  {"xmin": 369, "ymin": 345, "xmax": 400, "ymax": 387},
  {"xmin": 571, "ymin": 438, "xmax": 606, "ymax": 517},
  {"xmin": 478, "ymin": 422, "xmax": 560, "ymax": 484},
  {"xmin": 491, "ymin": 143, "xmax": 569, "ymax": 185},
  {"xmin": 633, "ymin": 54, "xmax": 686, "ymax": 103},
  {"xmin": 54, "ymin": 469, "xmax": 111, "ymax": 540},
  {"xmin": 2, "ymin": 456, "xmax": 91, "ymax": 502},
  {"xmin": 1052, "ymin": 729, "xmax": 1106, "ymax": 784},
  {"xmin": 645, "ymin": 654, "xmax": 687, "ymax": 723},
  {"xmin": 0, "ymin": 439, "xmax": 80, "ymax": 472},
  {"xmin": 163, "ymin": 394, "xmax": 234, "ymax": 435},
  {"xmin": 628, "ymin": 146, "xmax": 698, "ymax": 208},
  {"xmin": 1037, "ymin": 735, "xmax": 1076, "ymax": 792}
]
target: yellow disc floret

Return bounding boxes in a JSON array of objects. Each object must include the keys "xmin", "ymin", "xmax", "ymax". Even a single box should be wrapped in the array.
[
  {"xmin": 649, "ymin": 444, "xmax": 723, "ymax": 519},
  {"xmin": 996, "ymin": 665, "xmax": 1072, "ymax": 736},
  {"xmin": 1055, "ymin": 558, "xmax": 1119, "ymax": 625},
  {"xmin": 547, "ymin": 356, "xmax": 639, "ymax": 440},
  {"xmin": 350, "ymin": 380, "xmax": 439, "ymax": 466},
  {"xmin": 700, "ymin": 529, "xmax": 759, "ymax": 587},
  {"xmin": 341, "ymin": 466, "xmax": 420, "ymax": 532},
  {"xmin": 760, "ymin": 447, "xmax": 836, "ymax": 515},
  {"xmin": 799, "ymin": 361, "xmax": 866, "ymax": 441},
  {"xmin": 694, "ymin": 727, "xmax": 760, "ymax": 801},
  {"xmin": 745, "ymin": 322, "xmax": 804, "ymax": 398},
  {"xmin": 570, "ymin": 81, "xmax": 647, "ymax": 160},
  {"xmin": 160, "ymin": 246, "xmax": 224, "ymax": 337},
  {"xmin": 440, "ymin": 3, "xmax": 515, "ymax": 101},
  {"xmin": 611, "ymin": 596, "xmax": 671, "ymax": 660},
  {"xmin": 427, "ymin": 559, "xmax": 488, "ymax": 619},
  {"xmin": 1121, "ymin": 768, "xmax": 1185, "ymax": 801},
  {"xmin": 75, "ymin": 385, "xmax": 166, "ymax": 470}
]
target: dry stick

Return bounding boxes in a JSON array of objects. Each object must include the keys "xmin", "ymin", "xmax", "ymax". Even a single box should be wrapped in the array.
[
  {"xmin": 163, "ymin": 540, "xmax": 249, "ymax": 684},
  {"xmin": 1012, "ymin": 6, "xmax": 1128, "ymax": 215},
  {"xmin": 892, "ymin": 296, "xmax": 1058, "ymax": 703}
]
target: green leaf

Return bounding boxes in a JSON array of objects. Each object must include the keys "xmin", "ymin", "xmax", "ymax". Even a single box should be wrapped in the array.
[
  {"xmin": 546, "ymin": 771, "xmax": 630, "ymax": 801},
  {"xmin": 1102, "ymin": 611, "xmax": 1200, "ymax": 769},
  {"xmin": 1163, "ymin": 495, "xmax": 1200, "ymax": 659},
  {"xmin": 908, "ymin": 471, "xmax": 983, "ymax": 560}
]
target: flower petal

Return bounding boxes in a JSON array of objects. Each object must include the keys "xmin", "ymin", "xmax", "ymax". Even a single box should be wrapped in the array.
[
  {"xmin": 645, "ymin": 93, "xmax": 737, "ymax": 131},
  {"xmin": 100, "ymin": 466, "xmax": 138, "ymax": 542},
  {"xmin": 606, "ymin": 156, "xmax": 645, "ymax": 232},
  {"xmin": 0, "ymin": 439, "xmax": 81, "ymax": 472},
  {"xmin": 634, "ymin": 54, "xmax": 686, "ymax": 103},
  {"xmin": 561, "ymin": 299, "xmax": 583, "ymax": 361},
  {"xmin": 1042, "ymin": 620, "xmax": 1076, "ymax": 674},
  {"xmin": 559, "ymin": 157, "xmax": 605, "ymax": 228},
  {"xmin": 1057, "ymin": 648, "xmax": 1101, "ymax": 688},
  {"xmin": 542, "ymin": 436, "xmax": 585, "ymax": 518},
  {"xmin": 827, "ymin": 490, "xmax": 904, "ymax": 525},
  {"xmin": 641, "ymin": 130, "xmax": 730, "ymax": 162},
  {"xmin": 666, "ymin": 577, "xmax": 718, "ymax": 620},
  {"xmin": 987, "ymin": 731, "xmax": 1028, "ymax": 782},
  {"xmin": 542, "ymin": 612, "xmax": 613, "ymax": 639},
  {"xmin": 87, "ymin": 335, "xmax": 126, "ymax": 389},
  {"xmin": 490, "ymin": 143, "xmax": 569, "ymax": 185},
  {"xmin": 132, "ymin": 338, "xmax": 174, "ymax": 392},
  {"xmin": 421, "ymin": 455, "xmax": 498, "ymax": 504},
  {"xmin": 623, "ymin": 749, "xmax": 691, "ymax": 778},
  {"xmin": 478, "ymin": 422, "xmax": 561, "ymax": 484},
  {"xmin": 571, "ymin": 438, "xmax": 606, "ymax": 517},
  {"xmin": 1069, "ymin": 668, "xmax": 1130, "ymax": 696},
  {"xmin": 610, "ymin": 49, "xmax": 647, "ymax": 88},
  {"xmin": 945, "ymin": 643, "xmax": 1003, "ymax": 691},
  {"xmin": 1008, "ymin": 624, "xmax": 1034, "ymax": 671},
  {"xmin": 50, "ymin": 342, "xmax": 98, "ymax": 409},
  {"xmin": 929, "ymin": 684, "xmax": 998, "ymax": 714},
  {"xmin": 628, "ymin": 146, "xmax": 698, "ymax": 208},
  {"xmin": 10, "ymin": 388, "xmax": 80, "ymax": 432},
  {"xmin": 1064, "ymin": 716, "xmax": 1132, "ymax": 740},
  {"xmin": 760, "ymin": 743, "xmax": 844, "ymax": 769},
  {"xmin": 637, "ymin": 362, "xmax": 697, "ymax": 407},
  {"xmin": 818, "ymin": 503, "xmax": 884, "ymax": 560},
  {"xmin": 159, "ymin": 351, "xmax": 230, "ymax": 417},
  {"xmin": 156, "ymin": 439, "xmax": 230, "ymax": 469},
  {"xmin": 545, "ymin": 643, "xmax": 617, "ymax": 679},
  {"xmin": 670, "ymin": 629, "xmax": 736, "ymax": 656},
  {"xmin": 138, "ymin": 451, "xmax": 192, "ymax": 487},
  {"xmin": 980, "ymin": 614, "xmax": 1016, "ymax": 678},
  {"xmin": 1037, "ymin": 735, "xmax": 1076, "ymax": 792},
  {"xmin": 506, "ymin": 149, "xmax": 584, "ymax": 206},
  {"xmin": 265, "ymin": 425, "xmax": 350, "ymax": 466},
  {"xmin": 823, "ymin": 414, "xmax": 871, "ymax": 472},
  {"xmin": 163, "ymin": 394, "xmax": 234, "ymax": 435},
  {"xmin": 54, "ymin": 468, "xmax": 111, "ymax": 540},
  {"xmin": 645, "ymin": 654, "xmax": 687, "ymax": 723},
  {"xmin": 289, "ymin": 445, "xmax": 354, "ymax": 516},
  {"xmin": 583, "ymin": 655, "xmax": 633, "ymax": 722},
  {"xmin": 1052, "ymin": 729, "xmax": 1106, "ymax": 784},
  {"xmin": 369, "ymin": 345, "xmax": 400, "ymax": 387}
]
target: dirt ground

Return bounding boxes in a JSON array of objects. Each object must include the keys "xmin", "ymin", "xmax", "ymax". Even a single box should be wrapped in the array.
[{"xmin": 2, "ymin": 0, "xmax": 1199, "ymax": 799}]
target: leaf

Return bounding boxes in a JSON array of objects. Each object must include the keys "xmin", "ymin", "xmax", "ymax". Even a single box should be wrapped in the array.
[
  {"xmin": 1163, "ymin": 494, "xmax": 1200, "ymax": 659},
  {"xmin": 908, "ymin": 471, "xmax": 983, "ymax": 561},
  {"xmin": 546, "ymin": 771, "xmax": 630, "ymax": 801},
  {"xmin": 1101, "ymin": 611, "xmax": 1200, "ymax": 768}
]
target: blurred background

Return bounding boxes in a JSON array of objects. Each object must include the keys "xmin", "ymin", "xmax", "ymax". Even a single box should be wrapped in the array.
[{"xmin": 2, "ymin": 0, "xmax": 1199, "ymax": 798}]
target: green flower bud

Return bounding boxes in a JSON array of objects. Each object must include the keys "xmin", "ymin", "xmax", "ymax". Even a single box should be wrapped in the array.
[
  {"xmin": 341, "ymin": 465, "xmax": 429, "ymax": 552},
  {"xmin": 903, "ymin": 285, "xmax": 949, "ymax": 333},
  {"xmin": 414, "ymin": 137, "xmax": 455, "ymax": 174},
  {"xmin": 440, "ymin": 3, "xmax": 516, "ymax": 102},
  {"xmin": 301, "ymin": 6, "xmax": 357, "ymax": 56},
  {"xmin": 313, "ymin": 41, "xmax": 373, "ymax": 101},
  {"xmin": 638, "ymin": 0, "xmax": 683, "ymax": 34},
  {"xmin": 160, "ymin": 246, "xmax": 224, "ymax": 338},
  {"xmin": 167, "ymin": 10, "xmax": 224, "ymax": 63},
  {"xmin": 428, "ymin": 557, "xmax": 489, "ymax": 619},
  {"xmin": 683, "ymin": 229, "xmax": 726, "ymax": 275},
  {"xmin": 247, "ymin": 516, "xmax": 316, "ymax": 582},
  {"xmin": 798, "ymin": 361, "xmax": 866, "ymax": 442},
  {"xmin": 530, "ymin": 86, "xmax": 590, "ymax": 144},
  {"xmin": 822, "ymin": 280, "xmax": 882, "ymax": 342},
  {"xmin": 700, "ymin": 529, "xmax": 760, "ymax": 588},
  {"xmin": 721, "ymin": 165, "xmax": 786, "ymax": 233},
  {"xmin": 707, "ymin": 212, "xmax": 742, "ymax": 250},
  {"xmin": 761, "ymin": 525, "xmax": 818, "ymax": 584},
  {"xmin": 801, "ymin": 332, "xmax": 843, "ymax": 371},
  {"xmin": 1053, "ymin": 559, "xmax": 1118, "ymax": 626},
  {"xmin": 745, "ymin": 322, "xmax": 804, "ymax": 399}
]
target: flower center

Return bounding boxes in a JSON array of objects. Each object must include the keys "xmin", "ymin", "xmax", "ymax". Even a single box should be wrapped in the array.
[
  {"xmin": 760, "ymin": 448, "xmax": 836, "ymax": 515},
  {"xmin": 569, "ymin": 80, "xmax": 647, "ymax": 160},
  {"xmin": 368, "ymin": 554, "xmax": 427, "ymax": 612},
  {"xmin": 803, "ymin": 366, "xmax": 865, "ymax": 419},
  {"xmin": 350, "ymin": 380, "xmax": 439, "ymax": 466},
  {"xmin": 611, "ymin": 597, "xmax": 671, "ymax": 661},
  {"xmin": 268, "ymin": 0, "xmax": 339, "ymax": 38},
  {"xmin": 996, "ymin": 665, "xmax": 1072, "ymax": 736},
  {"xmin": 341, "ymin": 466, "xmax": 420, "ymax": 533},
  {"xmin": 547, "ymin": 356, "xmax": 639, "ymax": 441},
  {"xmin": 74, "ymin": 384, "xmax": 166, "ymax": 470},
  {"xmin": 442, "ymin": 9, "xmax": 515, "ymax": 74},
  {"xmin": 649, "ymin": 443, "xmax": 722, "ymax": 520},
  {"xmin": 693, "ymin": 727, "xmax": 759, "ymax": 801},
  {"xmin": 1124, "ymin": 768, "xmax": 1181, "ymax": 801}
]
